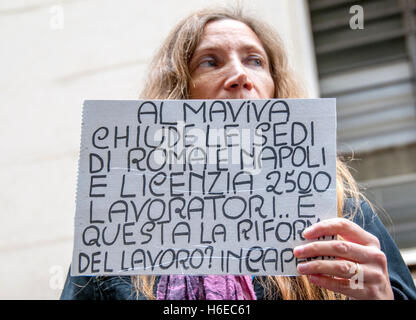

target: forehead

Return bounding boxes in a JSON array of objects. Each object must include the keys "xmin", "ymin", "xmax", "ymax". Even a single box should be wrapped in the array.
[{"xmin": 196, "ymin": 19, "xmax": 266, "ymax": 52}]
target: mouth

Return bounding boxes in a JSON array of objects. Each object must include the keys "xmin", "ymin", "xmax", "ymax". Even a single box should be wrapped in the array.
[{"xmin": 220, "ymin": 92, "xmax": 259, "ymax": 100}]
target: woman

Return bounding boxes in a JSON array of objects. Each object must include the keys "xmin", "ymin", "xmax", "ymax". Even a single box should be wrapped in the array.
[{"xmin": 61, "ymin": 6, "xmax": 416, "ymax": 300}]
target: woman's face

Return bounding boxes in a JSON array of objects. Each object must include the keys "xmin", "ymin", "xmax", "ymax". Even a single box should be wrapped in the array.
[{"xmin": 189, "ymin": 19, "xmax": 275, "ymax": 100}]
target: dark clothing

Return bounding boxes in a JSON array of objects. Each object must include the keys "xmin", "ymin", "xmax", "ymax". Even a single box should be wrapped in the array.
[
  {"xmin": 347, "ymin": 201, "xmax": 416, "ymax": 300},
  {"xmin": 60, "ymin": 200, "xmax": 416, "ymax": 300}
]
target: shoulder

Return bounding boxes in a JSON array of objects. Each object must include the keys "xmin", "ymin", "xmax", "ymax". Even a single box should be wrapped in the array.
[
  {"xmin": 342, "ymin": 198, "xmax": 387, "ymax": 240},
  {"xmin": 342, "ymin": 198, "xmax": 376, "ymax": 225},
  {"xmin": 342, "ymin": 198, "xmax": 395, "ymax": 253},
  {"xmin": 60, "ymin": 267, "xmax": 145, "ymax": 300},
  {"xmin": 343, "ymin": 198, "xmax": 416, "ymax": 300}
]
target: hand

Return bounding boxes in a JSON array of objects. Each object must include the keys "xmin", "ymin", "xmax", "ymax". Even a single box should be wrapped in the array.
[{"xmin": 293, "ymin": 218, "xmax": 394, "ymax": 300}]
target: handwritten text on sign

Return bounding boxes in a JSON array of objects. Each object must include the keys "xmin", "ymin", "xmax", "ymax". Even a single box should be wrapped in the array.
[{"xmin": 71, "ymin": 99, "xmax": 337, "ymax": 276}]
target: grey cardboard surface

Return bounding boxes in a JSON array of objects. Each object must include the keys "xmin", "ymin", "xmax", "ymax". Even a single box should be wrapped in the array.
[{"xmin": 71, "ymin": 99, "xmax": 337, "ymax": 276}]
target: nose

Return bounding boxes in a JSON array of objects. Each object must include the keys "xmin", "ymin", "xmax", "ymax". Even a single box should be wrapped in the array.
[{"xmin": 224, "ymin": 59, "xmax": 254, "ymax": 92}]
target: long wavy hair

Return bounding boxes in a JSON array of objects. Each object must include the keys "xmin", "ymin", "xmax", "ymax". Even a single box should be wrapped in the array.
[{"xmin": 133, "ymin": 6, "xmax": 362, "ymax": 300}]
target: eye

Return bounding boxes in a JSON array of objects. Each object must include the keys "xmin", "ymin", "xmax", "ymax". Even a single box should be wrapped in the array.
[
  {"xmin": 198, "ymin": 56, "xmax": 218, "ymax": 68},
  {"xmin": 246, "ymin": 55, "xmax": 263, "ymax": 67}
]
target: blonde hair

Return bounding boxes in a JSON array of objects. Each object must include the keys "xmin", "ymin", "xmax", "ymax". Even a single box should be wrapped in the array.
[{"xmin": 133, "ymin": 6, "xmax": 363, "ymax": 300}]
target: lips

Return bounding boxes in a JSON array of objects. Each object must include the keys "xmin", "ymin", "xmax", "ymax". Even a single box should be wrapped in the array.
[{"xmin": 219, "ymin": 91, "xmax": 260, "ymax": 100}]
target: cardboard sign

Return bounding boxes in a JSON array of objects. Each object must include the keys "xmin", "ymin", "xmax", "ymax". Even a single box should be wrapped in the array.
[{"xmin": 71, "ymin": 99, "xmax": 337, "ymax": 276}]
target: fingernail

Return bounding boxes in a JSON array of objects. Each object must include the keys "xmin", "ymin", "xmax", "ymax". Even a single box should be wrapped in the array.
[
  {"xmin": 303, "ymin": 227, "xmax": 313, "ymax": 237},
  {"xmin": 294, "ymin": 245, "xmax": 304, "ymax": 256}
]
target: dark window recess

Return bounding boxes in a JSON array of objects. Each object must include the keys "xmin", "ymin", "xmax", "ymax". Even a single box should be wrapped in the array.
[{"xmin": 308, "ymin": 0, "xmax": 416, "ymax": 250}]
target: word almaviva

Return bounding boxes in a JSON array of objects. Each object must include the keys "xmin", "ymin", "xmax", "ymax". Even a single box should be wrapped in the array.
[{"xmin": 135, "ymin": 99, "xmax": 292, "ymax": 124}]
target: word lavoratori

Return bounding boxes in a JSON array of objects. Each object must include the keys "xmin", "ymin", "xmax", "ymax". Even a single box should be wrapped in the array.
[{"xmin": 88, "ymin": 191, "xmax": 318, "ymax": 226}]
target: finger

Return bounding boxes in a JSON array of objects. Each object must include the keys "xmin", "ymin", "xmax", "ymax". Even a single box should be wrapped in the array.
[
  {"xmin": 302, "ymin": 218, "xmax": 380, "ymax": 247},
  {"xmin": 307, "ymin": 274, "xmax": 368, "ymax": 299},
  {"xmin": 294, "ymin": 240, "xmax": 373, "ymax": 263},
  {"xmin": 297, "ymin": 260, "xmax": 360, "ymax": 279}
]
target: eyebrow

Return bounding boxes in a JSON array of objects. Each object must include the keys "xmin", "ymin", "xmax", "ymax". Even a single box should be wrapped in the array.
[{"xmin": 194, "ymin": 44, "xmax": 267, "ymax": 56}]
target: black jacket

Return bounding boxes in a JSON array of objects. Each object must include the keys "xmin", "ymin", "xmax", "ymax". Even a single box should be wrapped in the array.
[{"xmin": 60, "ymin": 201, "xmax": 416, "ymax": 300}]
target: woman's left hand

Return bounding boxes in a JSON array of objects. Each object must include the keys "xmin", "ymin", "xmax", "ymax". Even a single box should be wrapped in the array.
[{"xmin": 293, "ymin": 217, "xmax": 394, "ymax": 300}]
